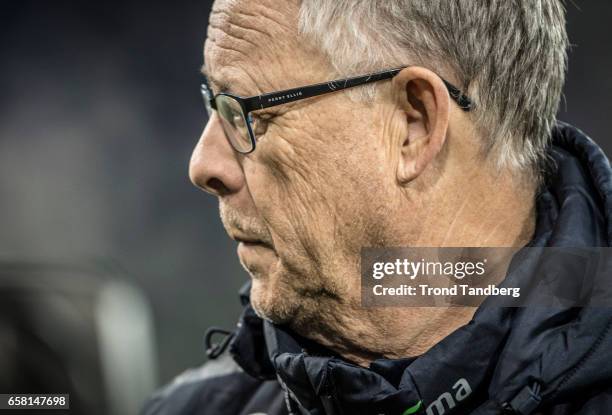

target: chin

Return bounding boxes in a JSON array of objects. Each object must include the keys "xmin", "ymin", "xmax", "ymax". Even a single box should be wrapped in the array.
[
  {"xmin": 245, "ymin": 250, "xmax": 340, "ymax": 326},
  {"xmin": 249, "ymin": 276, "xmax": 301, "ymax": 325}
]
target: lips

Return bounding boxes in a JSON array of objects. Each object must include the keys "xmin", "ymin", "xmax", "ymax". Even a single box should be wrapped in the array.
[
  {"xmin": 232, "ymin": 232, "xmax": 273, "ymax": 249},
  {"xmin": 235, "ymin": 233, "xmax": 277, "ymax": 279},
  {"xmin": 234, "ymin": 231, "xmax": 276, "ymax": 276}
]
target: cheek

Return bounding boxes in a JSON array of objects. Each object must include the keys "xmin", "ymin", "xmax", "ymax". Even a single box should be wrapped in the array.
[
  {"xmin": 243, "ymin": 101, "xmax": 392, "ymax": 268},
  {"xmin": 245, "ymin": 134, "xmax": 335, "ymax": 262},
  {"xmin": 241, "ymin": 127, "xmax": 343, "ymax": 281}
]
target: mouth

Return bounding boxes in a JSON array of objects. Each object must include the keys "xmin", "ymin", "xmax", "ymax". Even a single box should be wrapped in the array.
[
  {"xmin": 231, "ymin": 232, "xmax": 274, "ymax": 249},
  {"xmin": 233, "ymin": 231, "xmax": 277, "ymax": 274}
]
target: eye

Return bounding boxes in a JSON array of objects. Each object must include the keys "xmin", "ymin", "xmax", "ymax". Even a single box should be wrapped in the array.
[{"xmin": 250, "ymin": 112, "xmax": 274, "ymax": 139}]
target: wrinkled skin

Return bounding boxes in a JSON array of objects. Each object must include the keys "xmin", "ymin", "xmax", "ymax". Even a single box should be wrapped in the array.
[{"xmin": 190, "ymin": 0, "xmax": 536, "ymax": 365}]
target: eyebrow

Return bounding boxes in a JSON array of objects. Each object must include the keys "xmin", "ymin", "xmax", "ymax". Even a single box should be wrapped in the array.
[{"xmin": 200, "ymin": 64, "xmax": 232, "ymax": 94}]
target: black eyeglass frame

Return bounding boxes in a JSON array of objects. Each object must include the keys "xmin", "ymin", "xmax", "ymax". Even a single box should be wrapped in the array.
[{"xmin": 201, "ymin": 66, "xmax": 473, "ymax": 154}]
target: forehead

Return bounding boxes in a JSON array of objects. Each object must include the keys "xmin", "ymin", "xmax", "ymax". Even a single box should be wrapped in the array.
[{"xmin": 203, "ymin": 0, "xmax": 326, "ymax": 95}]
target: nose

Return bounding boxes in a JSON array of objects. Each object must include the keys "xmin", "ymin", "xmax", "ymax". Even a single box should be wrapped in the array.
[{"xmin": 189, "ymin": 113, "xmax": 245, "ymax": 197}]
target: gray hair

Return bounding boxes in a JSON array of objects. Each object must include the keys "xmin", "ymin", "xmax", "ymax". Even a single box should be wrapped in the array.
[{"xmin": 298, "ymin": 0, "xmax": 568, "ymax": 175}]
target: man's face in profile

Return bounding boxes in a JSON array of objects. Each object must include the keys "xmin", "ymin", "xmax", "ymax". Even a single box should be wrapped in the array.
[{"xmin": 190, "ymin": 0, "xmax": 407, "ymax": 328}]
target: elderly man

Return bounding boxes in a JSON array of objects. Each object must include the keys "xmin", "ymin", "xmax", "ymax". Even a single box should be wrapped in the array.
[{"xmin": 143, "ymin": 1, "xmax": 612, "ymax": 414}]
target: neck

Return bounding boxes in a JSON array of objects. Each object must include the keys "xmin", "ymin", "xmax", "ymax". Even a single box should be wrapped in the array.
[{"xmin": 412, "ymin": 158, "xmax": 537, "ymax": 248}]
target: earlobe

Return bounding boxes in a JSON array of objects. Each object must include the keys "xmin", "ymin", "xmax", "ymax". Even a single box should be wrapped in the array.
[{"xmin": 393, "ymin": 68, "xmax": 450, "ymax": 184}]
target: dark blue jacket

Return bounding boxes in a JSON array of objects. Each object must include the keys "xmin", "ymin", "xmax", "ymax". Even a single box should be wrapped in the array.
[{"xmin": 142, "ymin": 123, "xmax": 612, "ymax": 415}]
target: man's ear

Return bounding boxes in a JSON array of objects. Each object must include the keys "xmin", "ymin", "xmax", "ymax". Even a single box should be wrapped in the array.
[{"xmin": 392, "ymin": 67, "xmax": 450, "ymax": 183}]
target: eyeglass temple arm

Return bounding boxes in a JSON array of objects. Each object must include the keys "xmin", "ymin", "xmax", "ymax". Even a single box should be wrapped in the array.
[
  {"xmin": 441, "ymin": 80, "xmax": 473, "ymax": 111},
  {"xmin": 242, "ymin": 67, "xmax": 473, "ymax": 113}
]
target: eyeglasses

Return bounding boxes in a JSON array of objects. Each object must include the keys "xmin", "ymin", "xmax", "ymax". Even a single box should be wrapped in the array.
[{"xmin": 201, "ymin": 67, "xmax": 473, "ymax": 154}]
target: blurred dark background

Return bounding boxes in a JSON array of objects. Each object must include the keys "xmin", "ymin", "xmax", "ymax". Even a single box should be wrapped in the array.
[{"xmin": 0, "ymin": 1, "xmax": 610, "ymax": 412}]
